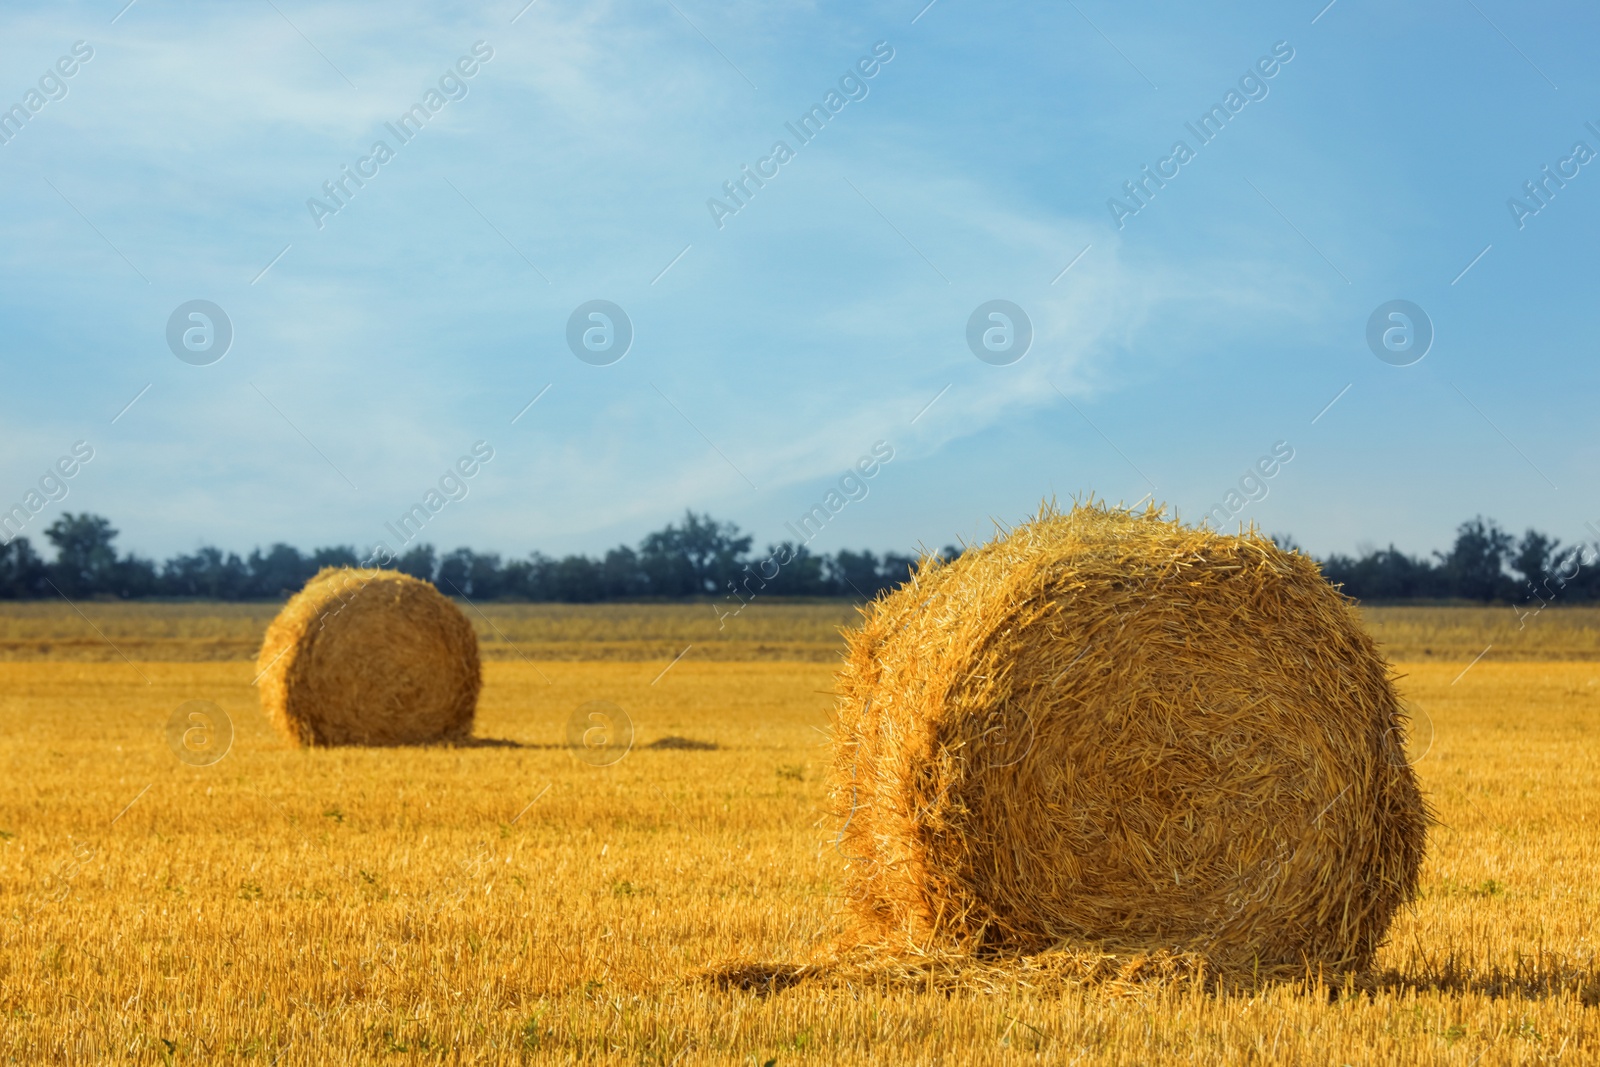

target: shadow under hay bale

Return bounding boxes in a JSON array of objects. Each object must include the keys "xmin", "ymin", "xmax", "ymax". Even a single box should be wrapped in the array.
[
  {"xmin": 256, "ymin": 567, "xmax": 481, "ymax": 747},
  {"xmin": 696, "ymin": 945, "xmax": 1224, "ymax": 998},
  {"xmin": 830, "ymin": 501, "xmax": 1429, "ymax": 979},
  {"xmin": 645, "ymin": 736, "xmax": 719, "ymax": 751},
  {"xmin": 698, "ymin": 962, "xmax": 813, "ymax": 995},
  {"xmin": 445, "ymin": 736, "xmax": 542, "ymax": 749}
]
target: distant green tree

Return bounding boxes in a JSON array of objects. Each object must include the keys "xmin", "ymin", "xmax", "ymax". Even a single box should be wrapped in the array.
[
  {"xmin": 1320, "ymin": 546, "xmax": 1448, "ymax": 600},
  {"xmin": 1436, "ymin": 517, "xmax": 1515, "ymax": 602},
  {"xmin": 1268, "ymin": 533, "xmax": 1303, "ymax": 554},
  {"xmin": 246, "ymin": 544, "xmax": 316, "ymax": 598},
  {"xmin": 880, "ymin": 552, "xmax": 919, "ymax": 588},
  {"xmin": 753, "ymin": 542, "xmax": 826, "ymax": 597},
  {"xmin": 310, "ymin": 545, "xmax": 361, "ymax": 570},
  {"xmin": 0, "ymin": 537, "xmax": 48, "ymax": 598},
  {"xmin": 163, "ymin": 547, "xmax": 251, "ymax": 599},
  {"xmin": 499, "ymin": 554, "xmax": 548, "ymax": 600},
  {"xmin": 827, "ymin": 549, "xmax": 924, "ymax": 599},
  {"xmin": 44, "ymin": 513, "xmax": 120, "ymax": 597},
  {"xmin": 601, "ymin": 546, "xmax": 648, "ymax": 599},
  {"xmin": 1556, "ymin": 543, "xmax": 1600, "ymax": 601},
  {"xmin": 1511, "ymin": 529, "xmax": 1561, "ymax": 596},
  {"xmin": 638, "ymin": 512, "xmax": 752, "ymax": 596},
  {"xmin": 437, "ymin": 548, "xmax": 503, "ymax": 599},
  {"xmin": 113, "ymin": 554, "xmax": 161, "ymax": 598},
  {"xmin": 552, "ymin": 555, "xmax": 603, "ymax": 602},
  {"xmin": 394, "ymin": 544, "xmax": 437, "ymax": 583},
  {"xmin": 830, "ymin": 550, "xmax": 885, "ymax": 599}
]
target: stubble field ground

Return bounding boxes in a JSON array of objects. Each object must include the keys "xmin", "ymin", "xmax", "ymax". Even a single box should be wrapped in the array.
[{"xmin": 2, "ymin": 601, "xmax": 1599, "ymax": 1064}]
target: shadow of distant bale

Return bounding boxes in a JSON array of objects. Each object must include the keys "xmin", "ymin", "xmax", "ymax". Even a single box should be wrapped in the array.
[{"xmin": 645, "ymin": 736, "xmax": 719, "ymax": 751}]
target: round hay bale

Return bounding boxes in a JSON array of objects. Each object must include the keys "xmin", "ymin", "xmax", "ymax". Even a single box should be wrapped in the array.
[
  {"xmin": 831, "ymin": 502, "xmax": 1427, "ymax": 976},
  {"xmin": 256, "ymin": 567, "xmax": 480, "ymax": 746}
]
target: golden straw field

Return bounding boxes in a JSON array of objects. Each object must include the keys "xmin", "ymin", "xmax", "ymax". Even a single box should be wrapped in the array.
[{"xmin": 2, "ymin": 601, "xmax": 1600, "ymax": 1064}]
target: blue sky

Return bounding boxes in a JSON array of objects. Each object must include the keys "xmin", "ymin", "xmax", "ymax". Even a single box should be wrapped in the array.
[{"xmin": 0, "ymin": 0, "xmax": 1595, "ymax": 563}]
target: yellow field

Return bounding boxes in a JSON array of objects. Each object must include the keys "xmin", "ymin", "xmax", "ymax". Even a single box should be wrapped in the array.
[
  {"xmin": 4, "ymin": 600, "xmax": 1595, "ymax": 664},
  {"xmin": 2, "ymin": 604, "xmax": 1599, "ymax": 1064},
  {"xmin": 0, "ymin": 601, "xmax": 863, "ymax": 664}
]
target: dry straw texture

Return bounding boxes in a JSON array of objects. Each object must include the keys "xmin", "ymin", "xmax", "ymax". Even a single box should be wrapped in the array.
[
  {"xmin": 832, "ymin": 502, "xmax": 1428, "ymax": 978},
  {"xmin": 255, "ymin": 567, "xmax": 480, "ymax": 746}
]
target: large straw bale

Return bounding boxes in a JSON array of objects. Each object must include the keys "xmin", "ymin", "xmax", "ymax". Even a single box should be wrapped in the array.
[
  {"xmin": 256, "ymin": 567, "xmax": 480, "ymax": 746},
  {"xmin": 831, "ymin": 502, "xmax": 1427, "ymax": 976}
]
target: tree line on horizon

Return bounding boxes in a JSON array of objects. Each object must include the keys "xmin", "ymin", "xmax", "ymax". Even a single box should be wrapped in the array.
[
  {"xmin": 0, "ymin": 511, "xmax": 926, "ymax": 603},
  {"xmin": 0, "ymin": 511, "xmax": 1594, "ymax": 607}
]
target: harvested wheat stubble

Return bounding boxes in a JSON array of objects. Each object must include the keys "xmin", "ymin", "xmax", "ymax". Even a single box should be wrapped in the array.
[
  {"xmin": 831, "ymin": 502, "xmax": 1428, "ymax": 978},
  {"xmin": 256, "ymin": 567, "xmax": 480, "ymax": 746}
]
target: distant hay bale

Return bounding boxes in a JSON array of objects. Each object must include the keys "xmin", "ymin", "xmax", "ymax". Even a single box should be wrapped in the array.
[
  {"xmin": 256, "ymin": 567, "xmax": 480, "ymax": 747},
  {"xmin": 831, "ymin": 502, "xmax": 1427, "ymax": 977}
]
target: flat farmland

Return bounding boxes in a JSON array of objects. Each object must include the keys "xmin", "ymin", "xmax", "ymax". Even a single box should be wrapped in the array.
[
  {"xmin": 0, "ymin": 601, "xmax": 863, "ymax": 664},
  {"xmin": 1, "ymin": 603, "xmax": 1598, "ymax": 1064},
  {"xmin": 3, "ymin": 600, "xmax": 1596, "ymax": 664}
]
